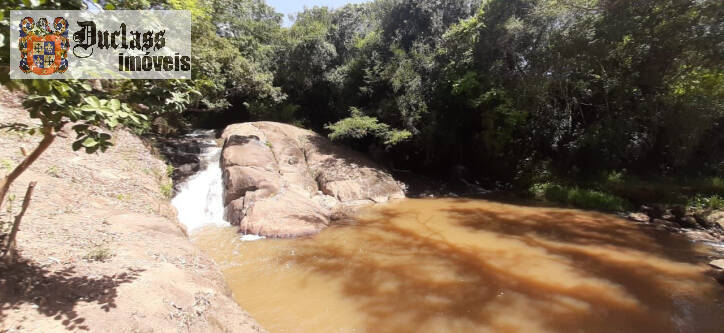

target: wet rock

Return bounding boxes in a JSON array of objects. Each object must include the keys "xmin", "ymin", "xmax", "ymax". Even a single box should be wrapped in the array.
[
  {"xmin": 160, "ymin": 138, "xmax": 202, "ymax": 154},
  {"xmin": 651, "ymin": 218, "xmax": 679, "ymax": 231},
  {"xmin": 683, "ymin": 230, "xmax": 718, "ymax": 243},
  {"xmin": 220, "ymin": 122, "xmax": 405, "ymax": 238},
  {"xmin": 157, "ymin": 135, "xmax": 209, "ymax": 186},
  {"xmin": 628, "ymin": 212, "xmax": 650, "ymax": 223},
  {"xmin": 704, "ymin": 211, "xmax": 724, "ymax": 230},
  {"xmin": 671, "ymin": 205, "xmax": 687, "ymax": 219},
  {"xmin": 678, "ymin": 216, "xmax": 700, "ymax": 229},
  {"xmin": 165, "ymin": 151, "xmax": 200, "ymax": 166},
  {"xmin": 713, "ymin": 270, "xmax": 724, "ymax": 285},
  {"xmin": 694, "ymin": 212, "xmax": 715, "ymax": 229},
  {"xmin": 709, "ymin": 259, "xmax": 724, "ymax": 270},
  {"xmin": 650, "ymin": 204, "xmax": 667, "ymax": 219},
  {"xmin": 661, "ymin": 213, "xmax": 676, "ymax": 222},
  {"xmin": 173, "ymin": 163, "xmax": 200, "ymax": 180}
]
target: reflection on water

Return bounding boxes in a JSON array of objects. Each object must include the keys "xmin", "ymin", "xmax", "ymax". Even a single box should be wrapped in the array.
[{"xmin": 193, "ymin": 199, "xmax": 724, "ymax": 333}]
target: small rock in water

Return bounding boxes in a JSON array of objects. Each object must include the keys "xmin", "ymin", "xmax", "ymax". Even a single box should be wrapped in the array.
[
  {"xmin": 709, "ymin": 259, "xmax": 724, "ymax": 270},
  {"xmin": 694, "ymin": 213, "xmax": 714, "ymax": 229},
  {"xmin": 650, "ymin": 204, "xmax": 667, "ymax": 219},
  {"xmin": 671, "ymin": 205, "xmax": 686, "ymax": 219},
  {"xmin": 683, "ymin": 230, "xmax": 717, "ymax": 243},
  {"xmin": 705, "ymin": 211, "xmax": 724, "ymax": 230},
  {"xmin": 628, "ymin": 212, "xmax": 650, "ymax": 223},
  {"xmin": 652, "ymin": 218, "xmax": 678, "ymax": 230},
  {"xmin": 661, "ymin": 214, "xmax": 676, "ymax": 222},
  {"xmin": 678, "ymin": 216, "xmax": 700, "ymax": 229}
]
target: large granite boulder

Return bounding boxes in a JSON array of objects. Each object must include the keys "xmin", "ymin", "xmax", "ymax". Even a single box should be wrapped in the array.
[{"xmin": 220, "ymin": 122, "xmax": 405, "ymax": 237}]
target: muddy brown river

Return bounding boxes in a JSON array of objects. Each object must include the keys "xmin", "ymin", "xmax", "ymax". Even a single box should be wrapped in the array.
[{"xmin": 193, "ymin": 199, "xmax": 724, "ymax": 333}]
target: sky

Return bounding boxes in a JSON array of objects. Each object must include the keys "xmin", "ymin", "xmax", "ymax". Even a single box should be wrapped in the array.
[{"xmin": 266, "ymin": 0, "xmax": 372, "ymax": 26}]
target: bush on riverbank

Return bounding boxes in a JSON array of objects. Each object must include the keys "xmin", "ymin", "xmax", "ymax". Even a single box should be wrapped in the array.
[
  {"xmin": 530, "ymin": 173, "xmax": 724, "ymax": 213},
  {"xmin": 530, "ymin": 183, "xmax": 630, "ymax": 212},
  {"xmin": 690, "ymin": 195, "xmax": 724, "ymax": 210}
]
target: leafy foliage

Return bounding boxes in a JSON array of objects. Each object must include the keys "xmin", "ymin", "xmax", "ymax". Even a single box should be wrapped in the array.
[
  {"xmin": 18, "ymin": 80, "xmax": 147, "ymax": 153},
  {"xmin": 272, "ymin": 0, "xmax": 723, "ymax": 182},
  {"xmin": 2, "ymin": 0, "xmax": 722, "ymax": 193},
  {"xmin": 326, "ymin": 107, "xmax": 412, "ymax": 147},
  {"xmin": 689, "ymin": 195, "xmax": 724, "ymax": 210},
  {"xmin": 530, "ymin": 182, "xmax": 630, "ymax": 212}
]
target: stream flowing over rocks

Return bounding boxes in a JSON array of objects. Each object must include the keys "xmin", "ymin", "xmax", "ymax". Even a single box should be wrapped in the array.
[{"xmin": 220, "ymin": 122, "xmax": 405, "ymax": 238}]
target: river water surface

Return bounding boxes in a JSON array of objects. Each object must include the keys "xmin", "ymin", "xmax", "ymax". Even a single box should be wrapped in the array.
[{"xmin": 191, "ymin": 199, "xmax": 724, "ymax": 333}]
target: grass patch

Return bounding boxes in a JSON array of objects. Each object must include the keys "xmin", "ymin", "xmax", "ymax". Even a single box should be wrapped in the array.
[
  {"xmin": 574, "ymin": 172, "xmax": 724, "ymax": 207},
  {"xmin": 1, "ymin": 194, "xmax": 17, "ymax": 234},
  {"xmin": 116, "ymin": 193, "xmax": 131, "ymax": 201},
  {"xmin": 45, "ymin": 165, "xmax": 60, "ymax": 178},
  {"xmin": 689, "ymin": 194, "xmax": 724, "ymax": 210},
  {"xmin": 160, "ymin": 182, "xmax": 173, "ymax": 199},
  {"xmin": 0, "ymin": 159, "xmax": 15, "ymax": 173},
  {"xmin": 84, "ymin": 246, "xmax": 113, "ymax": 262},
  {"xmin": 531, "ymin": 183, "xmax": 630, "ymax": 212}
]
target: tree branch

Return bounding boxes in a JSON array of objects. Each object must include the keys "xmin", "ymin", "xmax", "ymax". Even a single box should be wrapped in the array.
[
  {"xmin": 0, "ymin": 127, "xmax": 55, "ymax": 212},
  {"xmin": 3, "ymin": 181, "xmax": 36, "ymax": 264}
]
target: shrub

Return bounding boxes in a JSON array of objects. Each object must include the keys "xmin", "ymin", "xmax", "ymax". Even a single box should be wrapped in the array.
[
  {"xmin": 531, "ymin": 183, "xmax": 629, "ymax": 212},
  {"xmin": 326, "ymin": 107, "xmax": 412, "ymax": 147},
  {"xmin": 46, "ymin": 165, "xmax": 60, "ymax": 178},
  {"xmin": 166, "ymin": 164, "xmax": 175, "ymax": 177},
  {"xmin": 160, "ymin": 182, "xmax": 173, "ymax": 199},
  {"xmin": 84, "ymin": 246, "xmax": 113, "ymax": 262},
  {"xmin": 689, "ymin": 195, "xmax": 724, "ymax": 210}
]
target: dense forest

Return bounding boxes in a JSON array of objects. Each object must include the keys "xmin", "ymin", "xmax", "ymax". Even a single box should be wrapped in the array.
[{"xmin": 2, "ymin": 0, "xmax": 723, "ymax": 202}]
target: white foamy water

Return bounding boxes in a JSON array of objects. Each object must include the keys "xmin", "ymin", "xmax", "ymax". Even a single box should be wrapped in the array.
[
  {"xmin": 172, "ymin": 130, "xmax": 229, "ymax": 233},
  {"xmin": 240, "ymin": 234, "xmax": 266, "ymax": 242}
]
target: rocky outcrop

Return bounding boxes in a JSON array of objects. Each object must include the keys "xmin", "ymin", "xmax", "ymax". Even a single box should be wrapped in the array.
[
  {"xmin": 704, "ymin": 211, "xmax": 724, "ymax": 230},
  {"xmin": 629, "ymin": 205, "xmax": 724, "ymax": 233},
  {"xmin": 0, "ymin": 94, "xmax": 264, "ymax": 333},
  {"xmin": 220, "ymin": 122, "xmax": 405, "ymax": 237},
  {"xmin": 158, "ymin": 134, "xmax": 204, "ymax": 191}
]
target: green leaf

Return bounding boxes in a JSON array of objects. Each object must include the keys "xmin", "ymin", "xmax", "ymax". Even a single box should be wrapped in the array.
[
  {"xmin": 84, "ymin": 96, "xmax": 101, "ymax": 108},
  {"xmin": 31, "ymin": 80, "xmax": 50, "ymax": 95},
  {"xmin": 105, "ymin": 117, "xmax": 119, "ymax": 128},
  {"xmin": 81, "ymin": 137, "xmax": 99, "ymax": 148},
  {"xmin": 108, "ymin": 99, "xmax": 121, "ymax": 111},
  {"xmin": 72, "ymin": 140, "xmax": 84, "ymax": 151}
]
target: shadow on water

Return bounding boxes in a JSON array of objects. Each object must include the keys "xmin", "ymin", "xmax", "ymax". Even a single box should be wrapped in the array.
[
  {"xmin": 273, "ymin": 200, "xmax": 724, "ymax": 332},
  {"xmin": 0, "ymin": 256, "xmax": 143, "ymax": 331}
]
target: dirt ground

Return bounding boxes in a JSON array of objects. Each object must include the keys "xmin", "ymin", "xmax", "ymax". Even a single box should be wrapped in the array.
[{"xmin": 0, "ymin": 88, "xmax": 265, "ymax": 333}]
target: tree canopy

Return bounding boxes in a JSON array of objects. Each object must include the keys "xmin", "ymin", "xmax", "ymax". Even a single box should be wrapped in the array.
[{"xmin": 1, "ymin": 0, "xmax": 722, "ymax": 186}]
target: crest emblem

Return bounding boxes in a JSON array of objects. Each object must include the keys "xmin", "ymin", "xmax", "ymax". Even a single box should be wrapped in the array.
[{"xmin": 19, "ymin": 17, "xmax": 70, "ymax": 75}]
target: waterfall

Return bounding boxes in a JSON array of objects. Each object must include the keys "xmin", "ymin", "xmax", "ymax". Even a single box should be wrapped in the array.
[{"xmin": 171, "ymin": 130, "xmax": 229, "ymax": 233}]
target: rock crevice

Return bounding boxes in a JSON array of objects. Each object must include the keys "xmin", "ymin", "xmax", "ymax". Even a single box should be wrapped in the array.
[{"xmin": 220, "ymin": 122, "xmax": 405, "ymax": 237}]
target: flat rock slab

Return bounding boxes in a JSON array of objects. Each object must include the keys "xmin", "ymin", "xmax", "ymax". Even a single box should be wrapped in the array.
[
  {"xmin": 220, "ymin": 122, "xmax": 405, "ymax": 238},
  {"xmin": 710, "ymin": 259, "xmax": 724, "ymax": 270}
]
